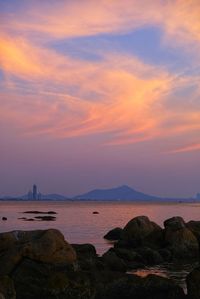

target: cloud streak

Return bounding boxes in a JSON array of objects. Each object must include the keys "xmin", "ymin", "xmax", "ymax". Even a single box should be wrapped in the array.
[{"xmin": 1, "ymin": 0, "xmax": 200, "ymax": 153}]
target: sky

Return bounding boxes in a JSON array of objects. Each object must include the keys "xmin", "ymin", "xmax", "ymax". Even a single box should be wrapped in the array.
[{"xmin": 0, "ymin": 0, "xmax": 200, "ymax": 198}]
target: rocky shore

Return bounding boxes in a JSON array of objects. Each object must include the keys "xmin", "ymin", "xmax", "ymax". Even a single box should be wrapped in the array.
[{"xmin": 0, "ymin": 215, "xmax": 200, "ymax": 298}]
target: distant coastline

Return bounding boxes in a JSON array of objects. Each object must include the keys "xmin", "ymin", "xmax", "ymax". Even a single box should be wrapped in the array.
[{"xmin": 0, "ymin": 185, "xmax": 199, "ymax": 203}]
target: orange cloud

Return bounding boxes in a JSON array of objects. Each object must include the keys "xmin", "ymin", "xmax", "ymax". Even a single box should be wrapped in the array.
[
  {"xmin": 2, "ymin": 0, "xmax": 200, "ymax": 54},
  {"xmin": 169, "ymin": 143, "xmax": 200, "ymax": 154},
  {"xmin": 1, "ymin": 0, "xmax": 200, "ymax": 153}
]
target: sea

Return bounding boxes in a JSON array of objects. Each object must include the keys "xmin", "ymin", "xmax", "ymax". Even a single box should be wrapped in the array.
[{"xmin": 0, "ymin": 200, "xmax": 199, "ymax": 292}]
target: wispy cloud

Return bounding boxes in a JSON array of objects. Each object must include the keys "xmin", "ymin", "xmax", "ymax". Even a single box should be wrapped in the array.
[{"xmin": 1, "ymin": 0, "xmax": 200, "ymax": 153}]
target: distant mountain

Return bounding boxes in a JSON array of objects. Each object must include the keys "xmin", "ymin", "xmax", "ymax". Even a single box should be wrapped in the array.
[{"xmin": 74, "ymin": 185, "xmax": 160, "ymax": 201}]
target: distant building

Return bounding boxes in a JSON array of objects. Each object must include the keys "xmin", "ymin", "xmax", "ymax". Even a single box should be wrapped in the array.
[
  {"xmin": 28, "ymin": 190, "xmax": 33, "ymax": 200},
  {"xmin": 196, "ymin": 193, "xmax": 200, "ymax": 200},
  {"xmin": 33, "ymin": 184, "xmax": 37, "ymax": 200}
]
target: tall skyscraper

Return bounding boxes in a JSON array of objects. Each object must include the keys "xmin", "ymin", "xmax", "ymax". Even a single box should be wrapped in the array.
[{"xmin": 33, "ymin": 184, "xmax": 37, "ymax": 200}]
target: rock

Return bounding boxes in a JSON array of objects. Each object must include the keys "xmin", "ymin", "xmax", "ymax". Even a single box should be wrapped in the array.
[
  {"xmin": 114, "ymin": 248, "xmax": 140, "ymax": 262},
  {"xmin": 136, "ymin": 247, "xmax": 163, "ymax": 265},
  {"xmin": 0, "ymin": 229, "xmax": 76, "ymax": 275},
  {"xmin": 22, "ymin": 229, "xmax": 76, "ymax": 264},
  {"xmin": 121, "ymin": 216, "xmax": 163, "ymax": 248},
  {"xmin": 72, "ymin": 243, "xmax": 97, "ymax": 259},
  {"xmin": 12, "ymin": 258, "xmax": 93, "ymax": 299},
  {"xmin": 0, "ymin": 276, "xmax": 16, "ymax": 299},
  {"xmin": 102, "ymin": 249, "xmax": 127, "ymax": 272},
  {"xmin": 186, "ymin": 220, "xmax": 200, "ymax": 241},
  {"xmin": 2, "ymin": 217, "xmax": 7, "ymax": 221},
  {"xmin": 164, "ymin": 217, "xmax": 186, "ymax": 231},
  {"xmin": 23, "ymin": 211, "xmax": 57, "ymax": 214},
  {"xmin": 93, "ymin": 211, "xmax": 99, "ymax": 214},
  {"xmin": 104, "ymin": 228, "xmax": 123, "ymax": 240},
  {"xmin": 158, "ymin": 248, "xmax": 172, "ymax": 262},
  {"xmin": 164, "ymin": 217, "xmax": 199, "ymax": 260},
  {"xmin": 98, "ymin": 274, "xmax": 185, "ymax": 299},
  {"xmin": 186, "ymin": 267, "xmax": 200, "ymax": 299},
  {"xmin": 34, "ymin": 215, "xmax": 56, "ymax": 221}
]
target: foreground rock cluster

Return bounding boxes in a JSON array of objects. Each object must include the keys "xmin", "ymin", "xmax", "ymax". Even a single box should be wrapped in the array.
[{"xmin": 0, "ymin": 216, "xmax": 200, "ymax": 298}]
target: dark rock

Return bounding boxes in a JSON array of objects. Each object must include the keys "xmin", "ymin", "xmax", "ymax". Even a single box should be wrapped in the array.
[
  {"xmin": 186, "ymin": 221, "xmax": 200, "ymax": 241},
  {"xmin": 164, "ymin": 217, "xmax": 199, "ymax": 260},
  {"xmin": 72, "ymin": 243, "xmax": 97, "ymax": 259},
  {"xmin": 97, "ymin": 274, "xmax": 185, "ymax": 299},
  {"xmin": 102, "ymin": 250, "xmax": 127, "ymax": 272},
  {"xmin": 0, "ymin": 276, "xmax": 16, "ymax": 299},
  {"xmin": 164, "ymin": 217, "xmax": 186, "ymax": 231},
  {"xmin": 12, "ymin": 258, "xmax": 93, "ymax": 299},
  {"xmin": 121, "ymin": 216, "xmax": 163, "ymax": 248},
  {"xmin": 158, "ymin": 248, "xmax": 172, "ymax": 262},
  {"xmin": 186, "ymin": 267, "xmax": 200, "ymax": 299},
  {"xmin": 93, "ymin": 211, "xmax": 99, "ymax": 214},
  {"xmin": 136, "ymin": 247, "xmax": 163, "ymax": 265},
  {"xmin": 104, "ymin": 228, "xmax": 123, "ymax": 241},
  {"xmin": 34, "ymin": 216, "xmax": 56, "ymax": 221},
  {"xmin": 2, "ymin": 217, "xmax": 7, "ymax": 221},
  {"xmin": 23, "ymin": 211, "xmax": 57, "ymax": 214},
  {"xmin": 114, "ymin": 248, "xmax": 140, "ymax": 262}
]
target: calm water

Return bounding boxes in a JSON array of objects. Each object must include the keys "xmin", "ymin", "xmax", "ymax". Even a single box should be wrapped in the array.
[
  {"xmin": 0, "ymin": 200, "xmax": 199, "ymax": 292},
  {"xmin": 0, "ymin": 200, "xmax": 200, "ymax": 253}
]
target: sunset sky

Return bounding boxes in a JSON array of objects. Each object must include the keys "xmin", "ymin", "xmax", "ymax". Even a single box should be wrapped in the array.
[{"xmin": 1, "ymin": 0, "xmax": 200, "ymax": 197}]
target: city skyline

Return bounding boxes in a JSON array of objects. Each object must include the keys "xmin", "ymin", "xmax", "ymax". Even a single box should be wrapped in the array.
[{"xmin": 1, "ymin": 0, "xmax": 200, "ymax": 197}]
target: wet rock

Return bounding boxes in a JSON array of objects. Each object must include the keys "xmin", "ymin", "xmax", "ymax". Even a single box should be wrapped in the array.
[
  {"xmin": 121, "ymin": 216, "xmax": 163, "ymax": 248},
  {"xmin": 186, "ymin": 267, "xmax": 200, "ymax": 299},
  {"xmin": 0, "ymin": 276, "xmax": 16, "ymax": 299},
  {"xmin": 104, "ymin": 228, "xmax": 123, "ymax": 241},
  {"xmin": 164, "ymin": 217, "xmax": 199, "ymax": 260}
]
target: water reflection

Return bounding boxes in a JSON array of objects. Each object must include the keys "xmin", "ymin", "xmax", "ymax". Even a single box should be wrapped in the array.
[{"xmin": 129, "ymin": 262, "xmax": 198, "ymax": 293}]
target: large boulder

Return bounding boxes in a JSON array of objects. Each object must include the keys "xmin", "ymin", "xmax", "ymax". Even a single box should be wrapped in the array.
[
  {"xmin": 104, "ymin": 228, "xmax": 123, "ymax": 241},
  {"xmin": 0, "ymin": 229, "xmax": 77, "ymax": 275},
  {"xmin": 186, "ymin": 267, "xmax": 200, "ymax": 299},
  {"xmin": 12, "ymin": 258, "xmax": 93, "ymax": 299},
  {"xmin": 164, "ymin": 217, "xmax": 199, "ymax": 260},
  {"xmin": 164, "ymin": 217, "xmax": 185, "ymax": 231},
  {"xmin": 121, "ymin": 216, "xmax": 163, "ymax": 248}
]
